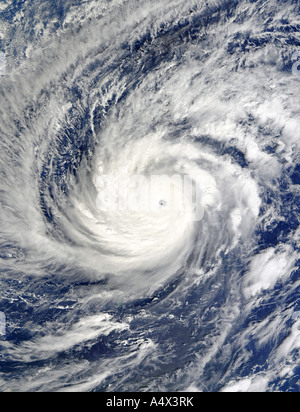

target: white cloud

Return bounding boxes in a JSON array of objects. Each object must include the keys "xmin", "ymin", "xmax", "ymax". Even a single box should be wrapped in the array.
[{"xmin": 243, "ymin": 247, "xmax": 297, "ymax": 298}]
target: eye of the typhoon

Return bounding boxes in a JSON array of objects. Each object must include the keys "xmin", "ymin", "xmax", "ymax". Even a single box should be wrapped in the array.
[{"xmin": 0, "ymin": 0, "xmax": 298, "ymax": 394}]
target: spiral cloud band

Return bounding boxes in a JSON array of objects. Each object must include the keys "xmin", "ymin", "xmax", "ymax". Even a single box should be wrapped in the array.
[{"xmin": 0, "ymin": 0, "xmax": 299, "ymax": 392}]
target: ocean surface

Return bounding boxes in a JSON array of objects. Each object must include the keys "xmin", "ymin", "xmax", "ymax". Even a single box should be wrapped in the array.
[{"xmin": 0, "ymin": 0, "xmax": 299, "ymax": 392}]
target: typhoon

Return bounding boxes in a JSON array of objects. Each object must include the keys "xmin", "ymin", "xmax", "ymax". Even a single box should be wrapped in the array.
[{"xmin": 0, "ymin": 0, "xmax": 299, "ymax": 392}]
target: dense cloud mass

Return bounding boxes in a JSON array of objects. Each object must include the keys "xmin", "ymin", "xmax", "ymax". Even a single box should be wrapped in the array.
[{"xmin": 0, "ymin": 0, "xmax": 299, "ymax": 392}]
